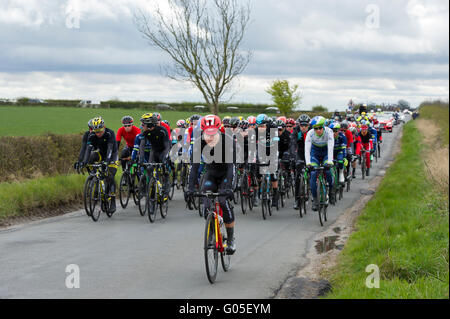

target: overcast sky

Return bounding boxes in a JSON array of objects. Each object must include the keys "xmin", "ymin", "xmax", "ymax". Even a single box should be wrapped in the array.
[{"xmin": 0, "ymin": 0, "xmax": 448, "ymax": 109}]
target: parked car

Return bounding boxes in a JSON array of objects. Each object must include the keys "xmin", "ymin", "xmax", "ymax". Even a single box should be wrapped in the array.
[
  {"xmin": 227, "ymin": 106, "xmax": 238, "ymax": 110},
  {"xmin": 266, "ymin": 106, "xmax": 280, "ymax": 114},
  {"xmin": 155, "ymin": 104, "xmax": 173, "ymax": 110},
  {"xmin": 194, "ymin": 105, "xmax": 205, "ymax": 110}
]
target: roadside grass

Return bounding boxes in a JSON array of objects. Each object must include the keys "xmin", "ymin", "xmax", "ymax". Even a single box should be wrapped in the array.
[
  {"xmin": 0, "ymin": 171, "xmax": 123, "ymax": 223},
  {"xmin": 419, "ymin": 103, "xmax": 449, "ymax": 145},
  {"xmin": 0, "ymin": 106, "xmax": 255, "ymax": 137},
  {"xmin": 323, "ymin": 121, "xmax": 449, "ymax": 299},
  {"xmin": 0, "ymin": 174, "xmax": 85, "ymax": 221}
]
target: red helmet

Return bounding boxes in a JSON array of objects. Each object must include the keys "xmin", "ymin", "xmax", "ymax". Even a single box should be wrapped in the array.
[
  {"xmin": 201, "ymin": 114, "xmax": 221, "ymax": 135},
  {"xmin": 361, "ymin": 124, "xmax": 368, "ymax": 130},
  {"xmin": 247, "ymin": 116, "xmax": 256, "ymax": 124},
  {"xmin": 286, "ymin": 118, "xmax": 295, "ymax": 126},
  {"xmin": 277, "ymin": 116, "xmax": 287, "ymax": 123}
]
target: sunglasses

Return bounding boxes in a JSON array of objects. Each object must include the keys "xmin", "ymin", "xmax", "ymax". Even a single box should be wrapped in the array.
[
  {"xmin": 313, "ymin": 127, "xmax": 323, "ymax": 130},
  {"xmin": 287, "ymin": 125, "xmax": 293, "ymax": 128},
  {"xmin": 333, "ymin": 129, "xmax": 339, "ymax": 133},
  {"xmin": 124, "ymin": 124, "xmax": 132, "ymax": 127},
  {"xmin": 300, "ymin": 124, "xmax": 309, "ymax": 127},
  {"xmin": 93, "ymin": 128, "xmax": 104, "ymax": 133}
]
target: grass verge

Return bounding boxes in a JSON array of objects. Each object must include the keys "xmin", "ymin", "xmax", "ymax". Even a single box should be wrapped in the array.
[{"xmin": 323, "ymin": 120, "xmax": 449, "ymax": 298}]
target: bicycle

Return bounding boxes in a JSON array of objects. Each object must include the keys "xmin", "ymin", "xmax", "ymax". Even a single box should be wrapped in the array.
[
  {"xmin": 86, "ymin": 162, "xmax": 115, "ymax": 222},
  {"xmin": 294, "ymin": 160, "xmax": 309, "ymax": 218},
  {"xmin": 256, "ymin": 163, "xmax": 273, "ymax": 220},
  {"xmin": 77, "ymin": 164, "xmax": 93, "ymax": 217},
  {"xmin": 238, "ymin": 163, "xmax": 255, "ymax": 214},
  {"xmin": 194, "ymin": 191, "xmax": 232, "ymax": 284},
  {"xmin": 143, "ymin": 162, "xmax": 169, "ymax": 223},
  {"xmin": 118, "ymin": 159, "xmax": 140, "ymax": 209},
  {"xmin": 310, "ymin": 165, "xmax": 329, "ymax": 226},
  {"xmin": 359, "ymin": 147, "xmax": 370, "ymax": 179}
]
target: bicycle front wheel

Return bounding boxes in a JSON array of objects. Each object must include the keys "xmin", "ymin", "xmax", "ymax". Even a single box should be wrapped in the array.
[
  {"xmin": 83, "ymin": 175, "xmax": 94, "ymax": 217},
  {"xmin": 89, "ymin": 178, "xmax": 101, "ymax": 222},
  {"xmin": 119, "ymin": 173, "xmax": 131, "ymax": 209},
  {"xmin": 147, "ymin": 177, "xmax": 157, "ymax": 223},
  {"xmin": 204, "ymin": 213, "xmax": 219, "ymax": 283},
  {"xmin": 220, "ymin": 223, "xmax": 231, "ymax": 272}
]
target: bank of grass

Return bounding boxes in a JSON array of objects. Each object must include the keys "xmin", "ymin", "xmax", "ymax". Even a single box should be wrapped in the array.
[
  {"xmin": 0, "ymin": 174, "xmax": 85, "ymax": 221},
  {"xmin": 324, "ymin": 121, "xmax": 449, "ymax": 298},
  {"xmin": 419, "ymin": 102, "xmax": 449, "ymax": 145}
]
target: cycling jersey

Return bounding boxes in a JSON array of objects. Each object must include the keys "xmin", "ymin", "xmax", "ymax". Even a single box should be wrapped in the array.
[
  {"xmin": 334, "ymin": 132, "xmax": 347, "ymax": 169},
  {"xmin": 131, "ymin": 133, "xmax": 151, "ymax": 162},
  {"xmin": 83, "ymin": 128, "xmax": 117, "ymax": 163},
  {"xmin": 278, "ymin": 129, "xmax": 291, "ymax": 159},
  {"xmin": 289, "ymin": 127, "xmax": 308, "ymax": 162},
  {"xmin": 77, "ymin": 131, "xmax": 90, "ymax": 163},
  {"xmin": 305, "ymin": 127, "xmax": 334, "ymax": 166},
  {"xmin": 160, "ymin": 122, "xmax": 172, "ymax": 140},
  {"xmin": 116, "ymin": 125, "xmax": 141, "ymax": 148},
  {"xmin": 139, "ymin": 126, "xmax": 170, "ymax": 163}
]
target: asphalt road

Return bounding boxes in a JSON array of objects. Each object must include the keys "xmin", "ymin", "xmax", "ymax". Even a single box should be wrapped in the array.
[{"xmin": 0, "ymin": 121, "xmax": 405, "ymax": 299}]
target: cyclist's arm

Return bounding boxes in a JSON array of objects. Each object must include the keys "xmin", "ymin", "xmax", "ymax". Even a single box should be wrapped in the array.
[
  {"xmin": 304, "ymin": 131, "xmax": 312, "ymax": 166},
  {"xmin": 77, "ymin": 131, "xmax": 89, "ymax": 163},
  {"xmin": 327, "ymin": 128, "xmax": 334, "ymax": 163}
]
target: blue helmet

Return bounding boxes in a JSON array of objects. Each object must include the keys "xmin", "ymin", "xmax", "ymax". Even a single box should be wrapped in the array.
[
  {"xmin": 324, "ymin": 119, "xmax": 332, "ymax": 127},
  {"xmin": 256, "ymin": 114, "xmax": 268, "ymax": 125},
  {"xmin": 310, "ymin": 116, "xmax": 325, "ymax": 128},
  {"xmin": 329, "ymin": 121, "xmax": 341, "ymax": 130}
]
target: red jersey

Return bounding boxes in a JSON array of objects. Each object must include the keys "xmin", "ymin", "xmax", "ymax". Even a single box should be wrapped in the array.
[
  {"xmin": 343, "ymin": 129, "xmax": 353, "ymax": 147},
  {"xmin": 116, "ymin": 125, "xmax": 141, "ymax": 148},
  {"xmin": 160, "ymin": 122, "xmax": 171, "ymax": 140}
]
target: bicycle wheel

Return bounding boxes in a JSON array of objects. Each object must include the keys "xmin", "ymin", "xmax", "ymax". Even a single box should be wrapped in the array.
[
  {"xmin": 131, "ymin": 173, "xmax": 140, "ymax": 205},
  {"xmin": 89, "ymin": 178, "xmax": 101, "ymax": 222},
  {"xmin": 220, "ymin": 222, "xmax": 231, "ymax": 272},
  {"xmin": 361, "ymin": 157, "xmax": 366, "ymax": 180},
  {"xmin": 240, "ymin": 172, "xmax": 248, "ymax": 214},
  {"xmin": 168, "ymin": 169, "xmax": 175, "ymax": 200},
  {"xmin": 119, "ymin": 173, "xmax": 131, "ymax": 209},
  {"xmin": 261, "ymin": 180, "xmax": 267, "ymax": 220},
  {"xmin": 297, "ymin": 176, "xmax": 304, "ymax": 218},
  {"xmin": 83, "ymin": 175, "xmax": 94, "ymax": 217},
  {"xmin": 137, "ymin": 175, "xmax": 147, "ymax": 216},
  {"xmin": 198, "ymin": 195, "xmax": 205, "ymax": 218},
  {"xmin": 204, "ymin": 212, "xmax": 218, "ymax": 284},
  {"xmin": 147, "ymin": 177, "xmax": 157, "ymax": 223},
  {"xmin": 318, "ymin": 181, "xmax": 325, "ymax": 226},
  {"xmin": 160, "ymin": 193, "xmax": 168, "ymax": 219}
]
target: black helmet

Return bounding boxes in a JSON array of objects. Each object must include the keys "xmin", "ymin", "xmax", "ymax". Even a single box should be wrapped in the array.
[
  {"xmin": 190, "ymin": 114, "xmax": 201, "ymax": 121},
  {"xmin": 297, "ymin": 114, "xmax": 310, "ymax": 125},
  {"xmin": 276, "ymin": 119, "xmax": 286, "ymax": 128},
  {"xmin": 230, "ymin": 117, "xmax": 240, "ymax": 128},
  {"xmin": 121, "ymin": 115, "xmax": 134, "ymax": 125},
  {"xmin": 341, "ymin": 120, "xmax": 349, "ymax": 129},
  {"xmin": 238, "ymin": 120, "xmax": 249, "ymax": 130},
  {"xmin": 88, "ymin": 118, "xmax": 94, "ymax": 130}
]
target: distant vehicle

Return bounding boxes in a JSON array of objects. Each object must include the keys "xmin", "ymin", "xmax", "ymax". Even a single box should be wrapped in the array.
[
  {"xmin": 265, "ymin": 106, "xmax": 280, "ymax": 113},
  {"xmin": 155, "ymin": 104, "xmax": 173, "ymax": 110},
  {"xmin": 378, "ymin": 116, "xmax": 393, "ymax": 132},
  {"xmin": 78, "ymin": 100, "xmax": 101, "ymax": 108},
  {"xmin": 227, "ymin": 106, "xmax": 238, "ymax": 110},
  {"xmin": 28, "ymin": 98, "xmax": 47, "ymax": 104},
  {"xmin": 194, "ymin": 105, "xmax": 205, "ymax": 110}
]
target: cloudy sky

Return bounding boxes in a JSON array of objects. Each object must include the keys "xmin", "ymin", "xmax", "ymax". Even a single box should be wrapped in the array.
[{"xmin": 0, "ymin": 0, "xmax": 448, "ymax": 109}]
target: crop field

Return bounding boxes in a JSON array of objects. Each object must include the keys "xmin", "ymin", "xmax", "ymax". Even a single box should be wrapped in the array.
[{"xmin": 0, "ymin": 106, "xmax": 256, "ymax": 137}]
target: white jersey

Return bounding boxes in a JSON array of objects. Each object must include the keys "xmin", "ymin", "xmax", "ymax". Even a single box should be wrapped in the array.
[{"xmin": 305, "ymin": 127, "xmax": 334, "ymax": 165}]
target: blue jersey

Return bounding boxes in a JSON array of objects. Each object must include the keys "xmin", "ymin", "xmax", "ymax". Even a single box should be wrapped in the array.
[
  {"xmin": 334, "ymin": 132, "xmax": 347, "ymax": 157},
  {"xmin": 131, "ymin": 133, "xmax": 151, "ymax": 162}
]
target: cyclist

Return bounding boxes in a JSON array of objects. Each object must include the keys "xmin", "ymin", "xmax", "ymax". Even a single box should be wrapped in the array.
[
  {"xmin": 116, "ymin": 116, "xmax": 141, "ymax": 171},
  {"xmin": 290, "ymin": 114, "xmax": 310, "ymax": 210},
  {"xmin": 355, "ymin": 123, "xmax": 373, "ymax": 176},
  {"xmin": 286, "ymin": 118, "xmax": 295, "ymax": 133},
  {"xmin": 333, "ymin": 109, "xmax": 342, "ymax": 122},
  {"xmin": 305, "ymin": 116, "xmax": 334, "ymax": 210},
  {"xmin": 139, "ymin": 114, "xmax": 171, "ymax": 198},
  {"xmin": 152, "ymin": 112, "xmax": 171, "ymax": 140},
  {"xmin": 74, "ymin": 118, "xmax": 94, "ymax": 171},
  {"xmin": 255, "ymin": 114, "xmax": 280, "ymax": 208},
  {"xmin": 187, "ymin": 115, "xmax": 236, "ymax": 254},
  {"xmin": 131, "ymin": 114, "xmax": 152, "ymax": 169},
  {"xmin": 340, "ymin": 120, "xmax": 354, "ymax": 180},
  {"xmin": 247, "ymin": 116, "xmax": 257, "ymax": 130},
  {"xmin": 277, "ymin": 119, "xmax": 291, "ymax": 160},
  {"xmin": 81, "ymin": 116, "xmax": 119, "ymax": 214},
  {"xmin": 329, "ymin": 122, "xmax": 347, "ymax": 184}
]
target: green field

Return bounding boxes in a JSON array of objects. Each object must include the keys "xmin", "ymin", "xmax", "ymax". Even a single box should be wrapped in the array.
[
  {"xmin": 324, "ymin": 120, "xmax": 449, "ymax": 298},
  {"xmin": 0, "ymin": 106, "xmax": 256, "ymax": 137}
]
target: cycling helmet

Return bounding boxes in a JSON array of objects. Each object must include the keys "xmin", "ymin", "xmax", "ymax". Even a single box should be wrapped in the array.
[
  {"xmin": 140, "ymin": 113, "xmax": 157, "ymax": 125},
  {"xmin": 238, "ymin": 116, "xmax": 243, "ymax": 121},
  {"xmin": 286, "ymin": 118, "xmax": 295, "ymax": 126},
  {"xmin": 329, "ymin": 122, "xmax": 341, "ymax": 131},
  {"xmin": 324, "ymin": 119, "xmax": 332, "ymax": 127},
  {"xmin": 222, "ymin": 116, "xmax": 231, "ymax": 127},
  {"xmin": 276, "ymin": 119, "xmax": 286, "ymax": 128},
  {"xmin": 297, "ymin": 114, "xmax": 311, "ymax": 125},
  {"xmin": 310, "ymin": 116, "xmax": 326, "ymax": 128},
  {"xmin": 153, "ymin": 112, "xmax": 161, "ymax": 121},
  {"xmin": 176, "ymin": 119, "xmax": 186, "ymax": 128},
  {"xmin": 88, "ymin": 118, "xmax": 94, "ymax": 130},
  {"xmin": 229, "ymin": 117, "xmax": 240, "ymax": 128},
  {"xmin": 361, "ymin": 124, "xmax": 368, "ymax": 130},
  {"xmin": 349, "ymin": 126, "xmax": 357, "ymax": 134},
  {"xmin": 256, "ymin": 114, "xmax": 268, "ymax": 125},
  {"xmin": 190, "ymin": 114, "xmax": 201, "ymax": 122},
  {"xmin": 185, "ymin": 118, "xmax": 191, "ymax": 125},
  {"xmin": 277, "ymin": 116, "xmax": 287, "ymax": 123},
  {"xmin": 239, "ymin": 120, "xmax": 249, "ymax": 130},
  {"xmin": 201, "ymin": 114, "xmax": 221, "ymax": 135},
  {"xmin": 91, "ymin": 117, "xmax": 105, "ymax": 131},
  {"xmin": 162, "ymin": 120, "xmax": 170, "ymax": 126},
  {"xmin": 247, "ymin": 116, "xmax": 256, "ymax": 125},
  {"xmin": 121, "ymin": 115, "xmax": 134, "ymax": 125},
  {"xmin": 341, "ymin": 120, "xmax": 349, "ymax": 129}
]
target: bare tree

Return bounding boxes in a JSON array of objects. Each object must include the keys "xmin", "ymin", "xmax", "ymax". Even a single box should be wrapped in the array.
[{"xmin": 134, "ymin": 0, "xmax": 252, "ymax": 114}]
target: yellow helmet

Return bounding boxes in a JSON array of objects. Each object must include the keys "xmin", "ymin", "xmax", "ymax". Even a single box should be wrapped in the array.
[
  {"xmin": 140, "ymin": 113, "xmax": 154, "ymax": 125},
  {"xmin": 361, "ymin": 112, "xmax": 366, "ymax": 116},
  {"xmin": 185, "ymin": 118, "xmax": 191, "ymax": 125},
  {"xmin": 238, "ymin": 116, "xmax": 243, "ymax": 121},
  {"xmin": 91, "ymin": 116, "xmax": 105, "ymax": 132}
]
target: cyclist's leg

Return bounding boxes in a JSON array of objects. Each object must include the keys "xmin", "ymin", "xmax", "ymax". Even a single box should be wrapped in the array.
[
  {"xmin": 107, "ymin": 153, "xmax": 119, "ymax": 213},
  {"xmin": 120, "ymin": 146, "xmax": 131, "ymax": 171},
  {"xmin": 217, "ymin": 172, "xmax": 236, "ymax": 253}
]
